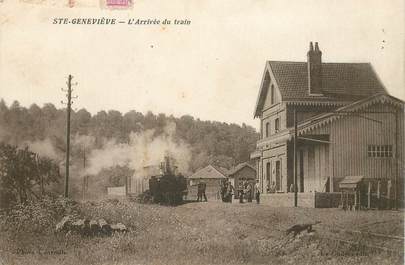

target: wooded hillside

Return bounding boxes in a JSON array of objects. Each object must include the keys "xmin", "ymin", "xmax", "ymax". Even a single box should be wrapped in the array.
[{"xmin": 0, "ymin": 99, "xmax": 258, "ymax": 172}]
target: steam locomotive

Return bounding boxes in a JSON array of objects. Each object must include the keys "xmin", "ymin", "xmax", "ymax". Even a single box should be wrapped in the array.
[{"xmin": 148, "ymin": 156, "xmax": 187, "ymax": 205}]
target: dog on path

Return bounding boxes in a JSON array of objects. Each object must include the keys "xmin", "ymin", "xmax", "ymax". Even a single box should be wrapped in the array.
[{"xmin": 286, "ymin": 221, "xmax": 321, "ymax": 237}]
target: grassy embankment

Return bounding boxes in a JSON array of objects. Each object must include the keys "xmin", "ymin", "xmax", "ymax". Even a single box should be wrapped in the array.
[{"xmin": 0, "ymin": 198, "xmax": 403, "ymax": 265}]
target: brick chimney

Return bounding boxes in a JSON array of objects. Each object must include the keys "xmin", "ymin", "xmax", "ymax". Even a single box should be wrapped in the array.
[{"xmin": 307, "ymin": 42, "xmax": 322, "ymax": 95}]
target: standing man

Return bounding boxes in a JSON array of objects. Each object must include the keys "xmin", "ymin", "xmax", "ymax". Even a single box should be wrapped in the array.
[
  {"xmin": 201, "ymin": 182, "xmax": 207, "ymax": 202},
  {"xmin": 227, "ymin": 181, "xmax": 234, "ymax": 203},
  {"xmin": 255, "ymin": 180, "xmax": 260, "ymax": 204},
  {"xmin": 197, "ymin": 181, "xmax": 203, "ymax": 202},
  {"xmin": 238, "ymin": 181, "xmax": 244, "ymax": 203},
  {"xmin": 270, "ymin": 181, "xmax": 277, "ymax": 193},
  {"xmin": 246, "ymin": 182, "xmax": 253, "ymax": 203},
  {"xmin": 220, "ymin": 180, "xmax": 227, "ymax": 202}
]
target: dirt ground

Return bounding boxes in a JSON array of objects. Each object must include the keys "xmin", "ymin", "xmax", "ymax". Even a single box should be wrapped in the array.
[{"xmin": 1, "ymin": 200, "xmax": 403, "ymax": 265}]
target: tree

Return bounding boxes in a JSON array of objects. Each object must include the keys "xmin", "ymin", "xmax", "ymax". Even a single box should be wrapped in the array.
[
  {"xmin": 0, "ymin": 99, "xmax": 8, "ymax": 119},
  {"xmin": 28, "ymin": 104, "xmax": 45, "ymax": 140},
  {"xmin": 155, "ymin": 113, "xmax": 167, "ymax": 136},
  {"xmin": 0, "ymin": 99, "xmax": 9, "ymax": 140},
  {"xmin": 71, "ymin": 108, "xmax": 91, "ymax": 135},
  {"xmin": 144, "ymin": 111, "xmax": 157, "ymax": 130},
  {"xmin": 106, "ymin": 110, "xmax": 124, "ymax": 140},
  {"xmin": 0, "ymin": 143, "xmax": 60, "ymax": 207},
  {"xmin": 42, "ymin": 103, "xmax": 65, "ymax": 143},
  {"xmin": 41, "ymin": 103, "xmax": 58, "ymax": 124},
  {"xmin": 122, "ymin": 110, "xmax": 144, "ymax": 136},
  {"xmin": 0, "ymin": 100, "xmax": 260, "ymax": 186}
]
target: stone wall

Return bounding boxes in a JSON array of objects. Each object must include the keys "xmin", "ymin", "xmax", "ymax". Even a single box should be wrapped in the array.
[
  {"xmin": 314, "ymin": 192, "xmax": 341, "ymax": 208},
  {"xmin": 260, "ymin": 193, "xmax": 315, "ymax": 207},
  {"xmin": 259, "ymin": 192, "xmax": 343, "ymax": 208}
]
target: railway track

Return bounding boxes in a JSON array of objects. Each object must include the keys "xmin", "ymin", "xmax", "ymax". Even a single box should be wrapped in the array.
[
  {"xmin": 170, "ymin": 202, "xmax": 404, "ymax": 257},
  {"xmin": 317, "ymin": 221, "xmax": 404, "ymax": 255},
  {"xmin": 234, "ymin": 216, "xmax": 403, "ymax": 255}
]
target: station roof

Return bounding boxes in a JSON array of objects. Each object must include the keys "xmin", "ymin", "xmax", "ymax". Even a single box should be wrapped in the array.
[{"xmin": 188, "ymin": 165, "xmax": 228, "ymax": 179}]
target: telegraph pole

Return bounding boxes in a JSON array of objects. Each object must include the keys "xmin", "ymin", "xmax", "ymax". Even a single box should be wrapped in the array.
[
  {"xmin": 82, "ymin": 147, "xmax": 87, "ymax": 201},
  {"xmin": 293, "ymin": 108, "xmax": 298, "ymax": 207},
  {"xmin": 61, "ymin": 75, "xmax": 77, "ymax": 198}
]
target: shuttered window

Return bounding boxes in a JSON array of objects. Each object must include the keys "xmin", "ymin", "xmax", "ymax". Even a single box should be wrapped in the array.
[{"xmin": 367, "ymin": 145, "xmax": 392, "ymax": 158}]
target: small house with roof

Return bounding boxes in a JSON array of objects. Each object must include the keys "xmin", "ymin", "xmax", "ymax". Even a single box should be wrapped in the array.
[
  {"xmin": 227, "ymin": 162, "xmax": 256, "ymax": 190},
  {"xmin": 187, "ymin": 165, "xmax": 228, "ymax": 199},
  {"xmin": 250, "ymin": 42, "xmax": 404, "ymax": 207}
]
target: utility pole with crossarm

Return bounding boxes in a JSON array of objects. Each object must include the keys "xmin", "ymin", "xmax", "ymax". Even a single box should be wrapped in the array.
[{"xmin": 61, "ymin": 75, "xmax": 77, "ymax": 198}]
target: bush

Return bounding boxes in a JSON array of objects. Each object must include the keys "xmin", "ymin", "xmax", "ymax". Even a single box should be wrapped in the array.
[{"xmin": 0, "ymin": 196, "xmax": 80, "ymax": 235}]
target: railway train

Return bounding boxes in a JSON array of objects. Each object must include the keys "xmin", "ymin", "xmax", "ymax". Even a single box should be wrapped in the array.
[{"xmin": 148, "ymin": 156, "xmax": 187, "ymax": 205}]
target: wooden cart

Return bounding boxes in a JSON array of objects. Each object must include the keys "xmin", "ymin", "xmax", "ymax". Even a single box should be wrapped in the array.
[{"xmin": 339, "ymin": 176, "xmax": 393, "ymax": 210}]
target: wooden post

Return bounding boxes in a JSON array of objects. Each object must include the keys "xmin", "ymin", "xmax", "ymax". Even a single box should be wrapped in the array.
[
  {"xmin": 358, "ymin": 189, "xmax": 361, "ymax": 210},
  {"xmin": 62, "ymin": 75, "xmax": 77, "ymax": 198},
  {"xmin": 387, "ymin": 180, "xmax": 392, "ymax": 209},
  {"xmin": 82, "ymin": 177, "xmax": 85, "ymax": 201},
  {"xmin": 64, "ymin": 75, "xmax": 72, "ymax": 198},
  {"xmin": 377, "ymin": 180, "xmax": 381, "ymax": 209},
  {"xmin": 367, "ymin": 181, "xmax": 371, "ymax": 209}
]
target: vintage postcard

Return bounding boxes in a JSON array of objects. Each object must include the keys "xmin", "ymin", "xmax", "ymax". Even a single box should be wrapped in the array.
[{"xmin": 0, "ymin": 0, "xmax": 404, "ymax": 264}]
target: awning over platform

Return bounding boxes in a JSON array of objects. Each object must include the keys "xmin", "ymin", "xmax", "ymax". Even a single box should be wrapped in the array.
[
  {"xmin": 297, "ymin": 134, "xmax": 330, "ymax": 145},
  {"xmin": 339, "ymin": 175, "xmax": 364, "ymax": 189}
]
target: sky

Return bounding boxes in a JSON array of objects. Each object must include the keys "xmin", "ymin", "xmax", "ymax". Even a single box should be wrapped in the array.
[{"xmin": 0, "ymin": 0, "xmax": 404, "ymax": 130}]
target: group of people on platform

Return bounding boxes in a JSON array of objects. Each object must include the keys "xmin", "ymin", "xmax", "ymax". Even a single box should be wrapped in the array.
[
  {"xmin": 220, "ymin": 180, "xmax": 234, "ymax": 202},
  {"xmin": 220, "ymin": 179, "xmax": 261, "ymax": 204}
]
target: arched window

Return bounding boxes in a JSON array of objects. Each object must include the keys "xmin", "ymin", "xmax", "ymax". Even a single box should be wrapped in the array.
[
  {"xmin": 275, "ymin": 118, "xmax": 280, "ymax": 133},
  {"xmin": 265, "ymin": 122, "xmax": 270, "ymax": 137}
]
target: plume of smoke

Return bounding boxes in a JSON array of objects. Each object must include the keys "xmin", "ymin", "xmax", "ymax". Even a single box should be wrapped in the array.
[
  {"xmin": 0, "ymin": 123, "xmax": 61, "ymax": 161},
  {"xmin": 22, "ymin": 138, "xmax": 60, "ymax": 161},
  {"xmin": 85, "ymin": 122, "xmax": 191, "ymax": 177},
  {"xmin": 72, "ymin": 134, "xmax": 96, "ymax": 149},
  {"xmin": 85, "ymin": 139, "xmax": 133, "ymax": 175}
]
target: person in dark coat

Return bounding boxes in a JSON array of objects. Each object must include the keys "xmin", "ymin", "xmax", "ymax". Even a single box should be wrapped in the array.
[
  {"xmin": 269, "ymin": 181, "xmax": 277, "ymax": 193},
  {"xmin": 220, "ymin": 180, "xmax": 228, "ymax": 202},
  {"xmin": 197, "ymin": 181, "xmax": 203, "ymax": 202},
  {"xmin": 238, "ymin": 182, "xmax": 244, "ymax": 203},
  {"xmin": 227, "ymin": 181, "xmax": 234, "ymax": 203},
  {"xmin": 255, "ymin": 180, "xmax": 260, "ymax": 204},
  {"xmin": 201, "ymin": 182, "xmax": 207, "ymax": 202},
  {"xmin": 246, "ymin": 182, "xmax": 253, "ymax": 203}
]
